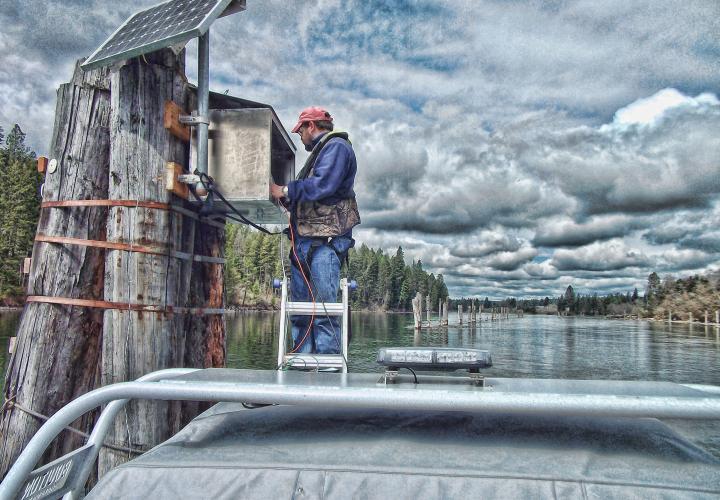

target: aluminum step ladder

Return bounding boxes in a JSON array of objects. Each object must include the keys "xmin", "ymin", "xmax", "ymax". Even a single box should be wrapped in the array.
[{"xmin": 275, "ymin": 278, "xmax": 354, "ymax": 373}]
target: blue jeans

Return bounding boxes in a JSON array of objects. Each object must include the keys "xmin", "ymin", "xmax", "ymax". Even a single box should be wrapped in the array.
[{"xmin": 289, "ymin": 236, "xmax": 353, "ymax": 354}]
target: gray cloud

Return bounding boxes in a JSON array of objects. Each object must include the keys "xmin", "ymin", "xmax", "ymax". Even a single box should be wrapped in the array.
[
  {"xmin": 3, "ymin": 0, "xmax": 719, "ymax": 298},
  {"xmin": 551, "ymin": 241, "xmax": 651, "ymax": 271},
  {"xmin": 450, "ymin": 230, "xmax": 522, "ymax": 258},
  {"xmin": 533, "ymin": 215, "xmax": 647, "ymax": 247}
]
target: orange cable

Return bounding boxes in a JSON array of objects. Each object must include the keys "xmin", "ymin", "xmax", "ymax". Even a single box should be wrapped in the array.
[{"xmin": 289, "ymin": 222, "xmax": 316, "ymax": 353}]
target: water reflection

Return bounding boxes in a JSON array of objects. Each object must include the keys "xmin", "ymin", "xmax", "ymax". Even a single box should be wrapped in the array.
[
  {"xmin": 2, "ymin": 312, "xmax": 720, "ymax": 393},
  {"xmin": 225, "ymin": 312, "xmax": 720, "ymax": 386}
]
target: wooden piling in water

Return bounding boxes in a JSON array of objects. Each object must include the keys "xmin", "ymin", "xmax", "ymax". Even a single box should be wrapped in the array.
[
  {"xmin": 443, "ymin": 299, "xmax": 449, "ymax": 325},
  {"xmin": 412, "ymin": 292, "xmax": 422, "ymax": 329},
  {"xmin": 426, "ymin": 295, "xmax": 431, "ymax": 324},
  {"xmin": 1, "ymin": 51, "xmax": 226, "ymax": 478},
  {"xmin": 0, "ymin": 61, "xmax": 112, "ymax": 475},
  {"xmin": 458, "ymin": 305, "xmax": 463, "ymax": 325},
  {"xmin": 100, "ymin": 50, "xmax": 196, "ymax": 474}
]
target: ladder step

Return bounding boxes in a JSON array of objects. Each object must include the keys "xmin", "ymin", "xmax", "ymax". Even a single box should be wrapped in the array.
[
  {"xmin": 283, "ymin": 354, "xmax": 344, "ymax": 370},
  {"xmin": 286, "ymin": 302, "xmax": 345, "ymax": 315}
]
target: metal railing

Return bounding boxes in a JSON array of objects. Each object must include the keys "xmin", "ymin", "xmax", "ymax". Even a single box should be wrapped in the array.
[{"xmin": 2, "ymin": 369, "xmax": 720, "ymax": 500}]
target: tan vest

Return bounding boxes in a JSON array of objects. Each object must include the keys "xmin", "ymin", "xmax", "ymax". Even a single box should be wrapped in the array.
[{"xmin": 295, "ymin": 132, "xmax": 361, "ymax": 237}]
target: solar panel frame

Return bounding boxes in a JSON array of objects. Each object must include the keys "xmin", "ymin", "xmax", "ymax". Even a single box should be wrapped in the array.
[{"xmin": 82, "ymin": 0, "xmax": 240, "ymax": 70}]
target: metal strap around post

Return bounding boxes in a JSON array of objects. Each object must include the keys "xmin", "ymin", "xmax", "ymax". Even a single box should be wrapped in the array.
[
  {"xmin": 35, "ymin": 234, "xmax": 225, "ymax": 264},
  {"xmin": 41, "ymin": 199, "xmax": 227, "ymax": 230},
  {"xmin": 25, "ymin": 296, "xmax": 225, "ymax": 315}
]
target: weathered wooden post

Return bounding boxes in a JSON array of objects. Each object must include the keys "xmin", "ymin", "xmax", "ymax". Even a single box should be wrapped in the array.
[
  {"xmin": 412, "ymin": 293, "xmax": 422, "ymax": 330},
  {"xmin": 689, "ymin": 312, "xmax": 694, "ymax": 324},
  {"xmin": 99, "ymin": 50, "xmax": 213, "ymax": 474},
  {"xmin": 438, "ymin": 299, "xmax": 442, "ymax": 326},
  {"xmin": 705, "ymin": 311, "xmax": 709, "ymax": 324},
  {"xmin": 716, "ymin": 310, "xmax": 719, "ymax": 325},
  {"xmin": 458, "ymin": 305, "xmax": 463, "ymax": 325},
  {"xmin": 668, "ymin": 310, "xmax": 672, "ymax": 323},
  {"xmin": 443, "ymin": 299, "xmax": 449, "ymax": 326},
  {"xmin": 426, "ymin": 295, "xmax": 431, "ymax": 324},
  {"xmin": 0, "ymin": 62, "xmax": 112, "ymax": 475}
]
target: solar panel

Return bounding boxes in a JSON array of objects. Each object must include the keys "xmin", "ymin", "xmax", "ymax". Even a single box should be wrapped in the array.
[{"xmin": 82, "ymin": 0, "xmax": 245, "ymax": 70}]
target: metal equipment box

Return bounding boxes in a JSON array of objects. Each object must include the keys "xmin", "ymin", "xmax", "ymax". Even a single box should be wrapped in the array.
[{"xmin": 193, "ymin": 108, "xmax": 295, "ymax": 224}]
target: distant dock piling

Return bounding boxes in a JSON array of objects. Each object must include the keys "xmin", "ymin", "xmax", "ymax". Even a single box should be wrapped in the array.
[{"xmin": 412, "ymin": 292, "xmax": 423, "ymax": 330}]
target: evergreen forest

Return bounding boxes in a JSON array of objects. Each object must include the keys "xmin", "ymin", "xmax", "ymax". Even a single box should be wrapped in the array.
[
  {"xmin": 0, "ymin": 121, "xmax": 716, "ymax": 322},
  {"xmin": 0, "ymin": 125, "xmax": 41, "ymax": 303},
  {"xmin": 224, "ymin": 224, "xmax": 449, "ymax": 310}
]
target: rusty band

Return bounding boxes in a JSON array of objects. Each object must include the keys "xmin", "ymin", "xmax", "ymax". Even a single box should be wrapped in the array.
[
  {"xmin": 41, "ymin": 199, "xmax": 226, "ymax": 229},
  {"xmin": 26, "ymin": 296, "xmax": 225, "ymax": 315},
  {"xmin": 42, "ymin": 200, "xmax": 171, "ymax": 210},
  {"xmin": 35, "ymin": 234, "xmax": 225, "ymax": 264}
]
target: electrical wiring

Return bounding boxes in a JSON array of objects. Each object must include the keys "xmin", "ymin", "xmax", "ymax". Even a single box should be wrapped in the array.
[
  {"xmin": 191, "ymin": 173, "xmax": 343, "ymax": 359},
  {"xmin": 195, "ymin": 171, "xmax": 282, "ymax": 235},
  {"xmin": 402, "ymin": 367, "xmax": 419, "ymax": 384},
  {"xmin": 288, "ymin": 222, "xmax": 316, "ymax": 353},
  {"xmin": 275, "ymin": 203, "xmax": 344, "ymax": 360}
]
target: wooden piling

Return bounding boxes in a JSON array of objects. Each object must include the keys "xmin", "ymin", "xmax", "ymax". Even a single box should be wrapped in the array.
[
  {"xmin": 100, "ymin": 50, "xmax": 195, "ymax": 474},
  {"xmin": 412, "ymin": 292, "xmax": 422, "ymax": 329},
  {"xmin": 443, "ymin": 299, "xmax": 449, "ymax": 325},
  {"xmin": 0, "ymin": 62, "xmax": 112, "ymax": 476},
  {"xmin": 458, "ymin": 305, "xmax": 463, "ymax": 325},
  {"xmin": 426, "ymin": 295, "xmax": 431, "ymax": 324},
  {"xmin": 0, "ymin": 51, "xmax": 227, "ymax": 479}
]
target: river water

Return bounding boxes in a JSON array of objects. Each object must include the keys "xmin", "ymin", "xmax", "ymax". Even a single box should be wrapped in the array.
[
  {"xmin": 227, "ymin": 311, "xmax": 720, "ymax": 385},
  {"xmin": 2, "ymin": 310, "xmax": 719, "ymax": 454},
  {"xmin": 2, "ymin": 310, "xmax": 719, "ymax": 386}
]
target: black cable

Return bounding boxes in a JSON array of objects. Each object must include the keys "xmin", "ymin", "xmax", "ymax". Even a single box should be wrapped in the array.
[
  {"xmin": 401, "ymin": 367, "xmax": 418, "ymax": 384},
  {"xmin": 241, "ymin": 402, "xmax": 272, "ymax": 409},
  {"xmin": 195, "ymin": 171, "xmax": 282, "ymax": 235}
]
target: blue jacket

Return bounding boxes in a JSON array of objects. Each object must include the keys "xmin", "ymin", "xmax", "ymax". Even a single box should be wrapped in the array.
[
  {"xmin": 287, "ymin": 133, "xmax": 357, "ymax": 207},
  {"xmin": 287, "ymin": 132, "xmax": 357, "ymax": 239}
]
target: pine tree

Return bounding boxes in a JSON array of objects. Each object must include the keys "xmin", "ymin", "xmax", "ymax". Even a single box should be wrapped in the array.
[
  {"xmin": 390, "ymin": 246, "xmax": 405, "ymax": 308},
  {"xmin": 0, "ymin": 125, "xmax": 39, "ymax": 299}
]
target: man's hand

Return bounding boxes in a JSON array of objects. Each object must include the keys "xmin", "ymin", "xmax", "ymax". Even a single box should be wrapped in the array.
[{"xmin": 270, "ymin": 183, "xmax": 286, "ymax": 200}]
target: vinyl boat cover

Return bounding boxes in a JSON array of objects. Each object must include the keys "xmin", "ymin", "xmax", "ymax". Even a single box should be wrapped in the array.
[{"xmin": 88, "ymin": 371, "xmax": 720, "ymax": 499}]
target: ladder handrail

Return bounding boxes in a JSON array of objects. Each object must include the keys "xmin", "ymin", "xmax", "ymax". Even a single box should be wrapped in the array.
[{"xmin": 277, "ymin": 278, "xmax": 350, "ymax": 372}]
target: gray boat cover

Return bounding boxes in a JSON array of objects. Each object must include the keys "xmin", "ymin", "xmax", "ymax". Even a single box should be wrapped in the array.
[{"xmin": 90, "ymin": 403, "xmax": 720, "ymax": 499}]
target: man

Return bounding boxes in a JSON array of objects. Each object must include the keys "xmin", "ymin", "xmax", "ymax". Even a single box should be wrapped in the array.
[{"xmin": 270, "ymin": 106, "xmax": 360, "ymax": 354}]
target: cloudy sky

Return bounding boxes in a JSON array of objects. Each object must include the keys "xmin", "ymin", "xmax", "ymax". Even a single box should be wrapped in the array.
[{"xmin": 1, "ymin": 0, "xmax": 719, "ymax": 299}]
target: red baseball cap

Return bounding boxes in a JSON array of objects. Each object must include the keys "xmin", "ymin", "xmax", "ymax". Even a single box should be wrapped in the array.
[{"xmin": 291, "ymin": 106, "xmax": 333, "ymax": 133}]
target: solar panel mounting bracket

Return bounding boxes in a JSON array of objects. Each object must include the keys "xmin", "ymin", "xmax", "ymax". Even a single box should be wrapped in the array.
[{"xmin": 179, "ymin": 115, "xmax": 210, "ymax": 126}]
